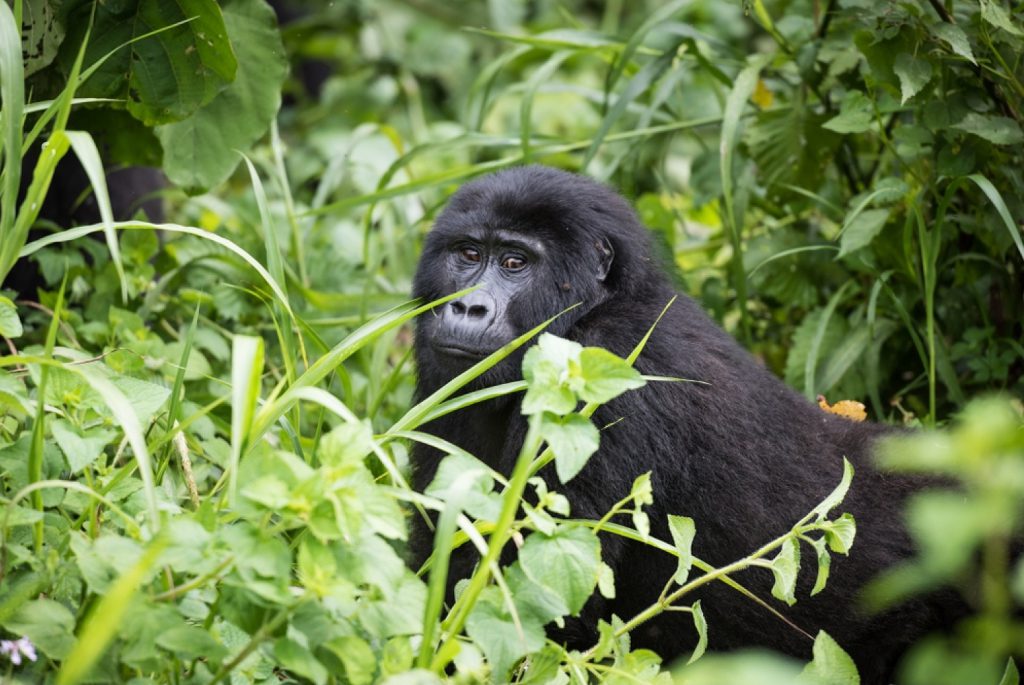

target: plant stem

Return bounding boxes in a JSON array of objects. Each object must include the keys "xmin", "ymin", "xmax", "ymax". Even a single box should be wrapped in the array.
[{"xmin": 431, "ymin": 417, "xmax": 544, "ymax": 671}]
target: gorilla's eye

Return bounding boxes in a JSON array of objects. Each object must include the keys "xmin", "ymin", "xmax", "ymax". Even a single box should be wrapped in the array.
[
  {"xmin": 459, "ymin": 247, "xmax": 481, "ymax": 263},
  {"xmin": 501, "ymin": 255, "xmax": 527, "ymax": 271}
]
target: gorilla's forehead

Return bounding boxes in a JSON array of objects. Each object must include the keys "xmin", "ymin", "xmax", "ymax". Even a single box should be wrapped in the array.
[{"xmin": 438, "ymin": 166, "xmax": 613, "ymax": 241}]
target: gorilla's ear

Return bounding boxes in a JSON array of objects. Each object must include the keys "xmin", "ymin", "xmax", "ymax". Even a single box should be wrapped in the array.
[{"xmin": 597, "ymin": 237, "xmax": 615, "ymax": 282}]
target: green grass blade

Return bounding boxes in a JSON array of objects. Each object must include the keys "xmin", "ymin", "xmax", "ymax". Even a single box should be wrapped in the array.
[
  {"xmin": 20, "ymin": 221, "xmax": 294, "ymax": 318},
  {"xmin": 55, "ymin": 537, "xmax": 166, "ymax": 685},
  {"xmin": 804, "ymin": 281, "xmax": 855, "ymax": 399},
  {"xmin": 229, "ymin": 335, "xmax": 264, "ymax": 507},
  {"xmin": 64, "ymin": 130, "xmax": 127, "ymax": 301},
  {"xmin": 0, "ymin": 1, "xmax": 24, "ymax": 246},
  {"xmin": 967, "ymin": 173, "xmax": 1024, "ymax": 262}
]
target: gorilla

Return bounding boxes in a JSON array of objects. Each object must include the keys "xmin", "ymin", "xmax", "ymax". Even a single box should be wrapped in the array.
[{"xmin": 410, "ymin": 165, "xmax": 960, "ymax": 683}]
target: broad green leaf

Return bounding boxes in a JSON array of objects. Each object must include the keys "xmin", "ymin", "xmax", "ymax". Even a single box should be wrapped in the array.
[
  {"xmin": 597, "ymin": 561, "xmax": 616, "ymax": 599},
  {"xmin": 578, "ymin": 347, "xmax": 645, "ymax": 404},
  {"xmin": 811, "ymin": 458, "xmax": 854, "ymax": 519},
  {"xmin": 51, "ymin": 420, "xmax": 116, "ymax": 473},
  {"xmin": 65, "ymin": 0, "xmax": 236, "ymax": 124},
  {"xmin": 688, "ymin": 600, "xmax": 708, "ymax": 664},
  {"xmin": 157, "ymin": 624, "xmax": 228, "ymax": 662},
  {"xmin": 0, "ymin": 296, "xmax": 22, "ymax": 337},
  {"xmin": 668, "ymin": 515, "xmax": 695, "ymax": 584},
  {"xmin": 2, "ymin": 598, "xmax": 75, "ymax": 660},
  {"xmin": 156, "ymin": 0, "xmax": 287, "ymax": 190},
  {"xmin": 800, "ymin": 631, "xmax": 860, "ymax": 685},
  {"xmin": 932, "ymin": 24, "xmax": 976, "ymax": 64},
  {"xmin": 823, "ymin": 91, "xmax": 874, "ymax": 134},
  {"xmin": 893, "ymin": 53, "xmax": 932, "ymax": 104},
  {"xmin": 323, "ymin": 636, "xmax": 376, "ymax": 685},
  {"xmin": 56, "ymin": 538, "xmax": 166, "ymax": 685},
  {"xmin": 21, "ymin": 0, "xmax": 64, "ymax": 76},
  {"xmin": 980, "ymin": 0, "xmax": 1024, "ymax": 37},
  {"xmin": 541, "ymin": 413, "xmax": 600, "ymax": 483},
  {"xmin": 822, "ymin": 513, "xmax": 857, "ymax": 554},
  {"xmin": 520, "ymin": 526, "xmax": 601, "ymax": 615},
  {"xmin": 274, "ymin": 637, "xmax": 328, "ymax": 685},
  {"xmin": 108, "ymin": 376, "xmax": 172, "ymax": 425},
  {"xmin": 769, "ymin": 538, "xmax": 800, "ymax": 606},
  {"xmin": 319, "ymin": 420, "xmax": 375, "ymax": 468},
  {"xmin": 522, "ymin": 335, "xmax": 583, "ymax": 415},
  {"xmin": 838, "ymin": 208, "xmax": 889, "ymax": 257},
  {"xmin": 953, "ymin": 113, "xmax": 1024, "ymax": 146},
  {"xmin": 464, "ymin": 587, "xmax": 545, "ymax": 682},
  {"xmin": 425, "ymin": 452, "xmax": 502, "ymax": 522}
]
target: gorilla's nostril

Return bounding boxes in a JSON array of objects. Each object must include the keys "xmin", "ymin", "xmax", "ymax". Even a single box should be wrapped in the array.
[
  {"xmin": 450, "ymin": 301, "xmax": 467, "ymax": 315},
  {"xmin": 466, "ymin": 304, "xmax": 488, "ymax": 319}
]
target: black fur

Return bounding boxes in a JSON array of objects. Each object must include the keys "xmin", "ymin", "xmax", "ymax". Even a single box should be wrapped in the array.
[{"xmin": 410, "ymin": 165, "xmax": 961, "ymax": 683}]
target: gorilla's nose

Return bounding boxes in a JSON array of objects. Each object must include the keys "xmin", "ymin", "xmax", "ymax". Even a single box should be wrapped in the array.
[{"xmin": 446, "ymin": 290, "xmax": 496, "ymax": 328}]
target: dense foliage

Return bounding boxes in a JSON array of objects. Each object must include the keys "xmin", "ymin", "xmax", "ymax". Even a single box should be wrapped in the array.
[{"xmin": 0, "ymin": 1, "xmax": 1021, "ymax": 684}]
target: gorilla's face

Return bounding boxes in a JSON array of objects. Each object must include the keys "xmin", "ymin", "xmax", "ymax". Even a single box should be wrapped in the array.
[{"xmin": 412, "ymin": 167, "xmax": 622, "ymax": 387}]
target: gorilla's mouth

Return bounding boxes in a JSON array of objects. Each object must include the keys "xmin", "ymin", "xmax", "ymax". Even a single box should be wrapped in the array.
[{"xmin": 433, "ymin": 341, "xmax": 492, "ymax": 361}]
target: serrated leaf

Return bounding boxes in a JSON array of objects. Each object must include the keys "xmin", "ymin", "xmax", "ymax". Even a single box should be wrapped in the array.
[
  {"xmin": 156, "ymin": 0, "xmax": 287, "ymax": 190},
  {"xmin": 687, "ymin": 600, "xmax": 708, "ymax": 664},
  {"xmin": 51, "ymin": 419, "xmax": 117, "ymax": 473},
  {"xmin": 465, "ymin": 587, "xmax": 546, "ymax": 682},
  {"xmin": 838, "ymin": 208, "xmax": 889, "ymax": 257},
  {"xmin": 894, "ymin": 53, "xmax": 932, "ymax": 104},
  {"xmin": 578, "ymin": 347, "xmax": 645, "ymax": 404},
  {"xmin": 823, "ymin": 91, "xmax": 873, "ymax": 134},
  {"xmin": 980, "ymin": 0, "xmax": 1024, "ymax": 37},
  {"xmin": 932, "ymin": 23, "xmax": 976, "ymax": 64},
  {"xmin": 769, "ymin": 538, "xmax": 801, "ymax": 605},
  {"xmin": 823, "ymin": 513, "xmax": 857, "ymax": 554},
  {"xmin": 667, "ymin": 515, "xmax": 695, "ymax": 584},
  {"xmin": 952, "ymin": 112, "xmax": 1024, "ymax": 145},
  {"xmin": 0, "ymin": 296, "xmax": 22, "ymax": 337},
  {"xmin": 540, "ymin": 413, "xmax": 600, "ymax": 483},
  {"xmin": 811, "ymin": 458, "xmax": 855, "ymax": 519},
  {"xmin": 425, "ymin": 452, "xmax": 502, "ymax": 522},
  {"xmin": 520, "ymin": 526, "xmax": 601, "ymax": 615},
  {"xmin": 800, "ymin": 631, "xmax": 860, "ymax": 685}
]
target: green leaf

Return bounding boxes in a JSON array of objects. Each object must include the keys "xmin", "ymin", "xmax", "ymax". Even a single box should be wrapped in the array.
[
  {"xmin": 68, "ymin": 0, "xmax": 236, "ymax": 125},
  {"xmin": 426, "ymin": 452, "xmax": 502, "ymax": 522},
  {"xmin": 998, "ymin": 659, "xmax": 1020, "ymax": 685},
  {"xmin": 823, "ymin": 91, "xmax": 874, "ymax": 134},
  {"xmin": 157, "ymin": 624, "xmax": 228, "ymax": 662},
  {"xmin": 980, "ymin": 0, "xmax": 1024, "ymax": 37},
  {"xmin": 809, "ymin": 537, "xmax": 831, "ymax": 596},
  {"xmin": 688, "ymin": 600, "xmax": 708, "ymax": 664},
  {"xmin": 108, "ymin": 376, "xmax": 172, "ymax": 425},
  {"xmin": 811, "ymin": 458, "xmax": 855, "ymax": 519},
  {"xmin": 822, "ymin": 513, "xmax": 857, "ymax": 554},
  {"xmin": 0, "ymin": 296, "xmax": 22, "ymax": 337},
  {"xmin": 667, "ymin": 515, "xmax": 695, "ymax": 584},
  {"xmin": 800, "ymin": 631, "xmax": 860, "ymax": 685},
  {"xmin": 769, "ymin": 538, "xmax": 800, "ymax": 606},
  {"xmin": 540, "ymin": 413, "xmax": 600, "ymax": 483},
  {"xmin": 893, "ymin": 53, "xmax": 932, "ymax": 104},
  {"xmin": 319, "ymin": 419, "xmax": 375, "ymax": 468},
  {"xmin": 51, "ymin": 420, "xmax": 116, "ymax": 473},
  {"xmin": 578, "ymin": 347, "xmax": 646, "ymax": 404},
  {"xmin": 932, "ymin": 24, "xmax": 976, "ymax": 64},
  {"xmin": 522, "ymin": 334, "xmax": 583, "ymax": 415},
  {"xmin": 229, "ymin": 334, "xmax": 264, "ymax": 506},
  {"xmin": 520, "ymin": 526, "xmax": 601, "ymax": 615},
  {"xmin": 465, "ymin": 587, "xmax": 546, "ymax": 682},
  {"xmin": 156, "ymin": 0, "xmax": 287, "ymax": 190},
  {"xmin": 597, "ymin": 561, "xmax": 617, "ymax": 599},
  {"xmin": 1, "ymin": 598, "xmax": 76, "ymax": 660},
  {"xmin": 838, "ymin": 208, "xmax": 889, "ymax": 257},
  {"xmin": 952, "ymin": 112, "xmax": 1024, "ymax": 146},
  {"xmin": 323, "ymin": 636, "xmax": 377, "ymax": 685},
  {"xmin": 275, "ymin": 637, "xmax": 328, "ymax": 685}
]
